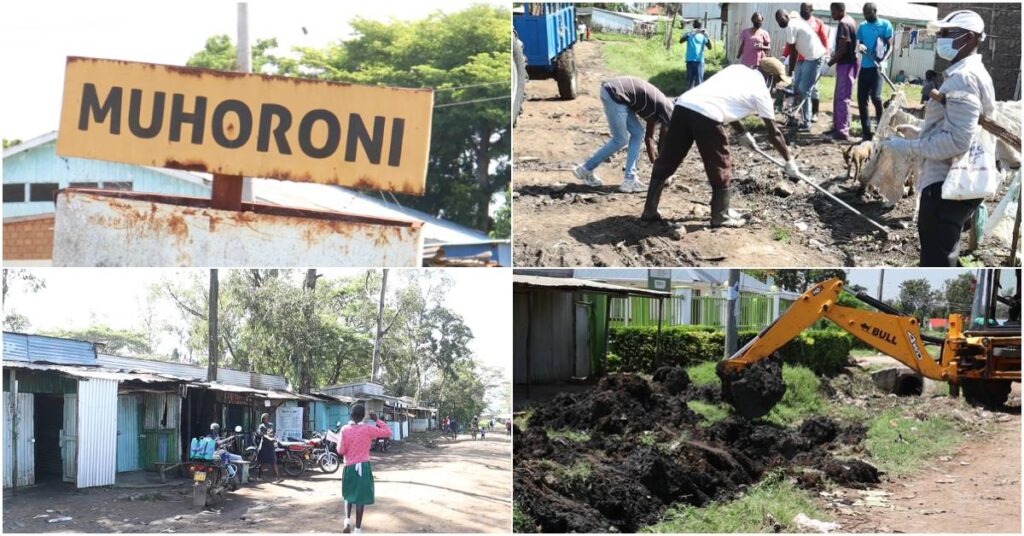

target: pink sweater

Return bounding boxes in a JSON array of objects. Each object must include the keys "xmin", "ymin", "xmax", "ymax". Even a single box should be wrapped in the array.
[{"xmin": 337, "ymin": 419, "xmax": 392, "ymax": 466}]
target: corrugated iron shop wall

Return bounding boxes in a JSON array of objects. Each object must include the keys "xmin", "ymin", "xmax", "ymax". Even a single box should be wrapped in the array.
[
  {"xmin": 76, "ymin": 378, "xmax": 118, "ymax": 487},
  {"xmin": 513, "ymin": 293, "xmax": 529, "ymax": 385},
  {"xmin": 3, "ymin": 392, "xmax": 35, "ymax": 488},
  {"xmin": 526, "ymin": 289, "xmax": 575, "ymax": 384},
  {"xmin": 142, "ymin": 392, "xmax": 181, "ymax": 470},
  {"xmin": 116, "ymin": 394, "xmax": 141, "ymax": 472}
]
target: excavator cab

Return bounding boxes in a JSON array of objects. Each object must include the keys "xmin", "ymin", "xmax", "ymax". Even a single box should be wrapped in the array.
[{"xmin": 719, "ymin": 270, "xmax": 1021, "ymax": 419}]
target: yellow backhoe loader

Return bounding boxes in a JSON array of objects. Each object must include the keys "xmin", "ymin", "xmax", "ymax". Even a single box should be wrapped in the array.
[{"xmin": 718, "ymin": 269, "xmax": 1021, "ymax": 418}]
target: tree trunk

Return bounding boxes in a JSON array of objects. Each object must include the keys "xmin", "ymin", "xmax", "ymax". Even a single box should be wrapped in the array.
[
  {"xmin": 299, "ymin": 269, "xmax": 318, "ymax": 393},
  {"xmin": 207, "ymin": 269, "xmax": 219, "ymax": 382},
  {"xmin": 371, "ymin": 270, "xmax": 388, "ymax": 383},
  {"xmin": 474, "ymin": 129, "xmax": 493, "ymax": 232}
]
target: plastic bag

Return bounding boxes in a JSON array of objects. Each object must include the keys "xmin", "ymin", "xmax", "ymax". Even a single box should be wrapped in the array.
[
  {"xmin": 942, "ymin": 99, "xmax": 1000, "ymax": 200},
  {"xmin": 982, "ymin": 173, "xmax": 1020, "ymax": 246}
]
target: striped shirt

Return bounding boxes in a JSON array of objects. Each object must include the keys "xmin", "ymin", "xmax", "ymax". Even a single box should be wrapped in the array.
[
  {"xmin": 601, "ymin": 77, "xmax": 673, "ymax": 125},
  {"xmin": 899, "ymin": 55, "xmax": 996, "ymax": 191}
]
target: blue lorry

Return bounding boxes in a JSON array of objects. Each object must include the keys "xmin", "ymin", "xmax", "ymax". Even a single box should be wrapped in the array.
[{"xmin": 513, "ymin": 3, "xmax": 578, "ymax": 122}]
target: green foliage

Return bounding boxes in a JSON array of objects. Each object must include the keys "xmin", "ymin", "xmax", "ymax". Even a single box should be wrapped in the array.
[
  {"xmin": 608, "ymin": 326, "xmax": 852, "ymax": 376},
  {"xmin": 490, "ymin": 185, "xmax": 511, "ymax": 239},
  {"xmin": 185, "ymin": 5, "xmax": 511, "ymax": 234},
  {"xmin": 741, "ymin": 270, "xmax": 848, "ymax": 293},
  {"xmin": 546, "ymin": 428, "xmax": 591, "ymax": 442},
  {"xmin": 944, "ymin": 272, "xmax": 977, "ymax": 318},
  {"xmin": 2, "ymin": 138, "xmax": 22, "ymax": 149},
  {"xmin": 513, "ymin": 503, "xmax": 535, "ymax": 533},
  {"xmin": 687, "ymin": 401, "xmax": 729, "ymax": 427},
  {"xmin": 600, "ymin": 28, "xmax": 727, "ymax": 97},
  {"xmin": 764, "ymin": 366, "xmax": 826, "ymax": 426},
  {"xmin": 685, "ymin": 361, "xmax": 718, "ymax": 386},
  {"xmin": 41, "ymin": 325, "xmax": 153, "ymax": 356},
  {"xmin": 865, "ymin": 409, "xmax": 963, "ymax": 476},
  {"xmin": 644, "ymin": 471, "xmax": 828, "ymax": 533},
  {"xmin": 771, "ymin": 227, "xmax": 790, "ymax": 244},
  {"xmin": 898, "ymin": 278, "xmax": 935, "ymax": 321}
]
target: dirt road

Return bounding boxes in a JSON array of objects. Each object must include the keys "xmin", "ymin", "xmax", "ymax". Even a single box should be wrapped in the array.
[
  {"xmin": 513, "ymin": 40, "xmax": 1014, "ymax": 267},
  {"xmin": 3, "ymin": 434, "xmax": 512, "ymax": 533},
  {"xmin": 842, "ymin": 414, "xmax": 1021, "ymax": 533}
]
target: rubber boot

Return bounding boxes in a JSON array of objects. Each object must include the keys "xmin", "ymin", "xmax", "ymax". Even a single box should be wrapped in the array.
[
  {"xmin": 710, "ymin": 188, "xmax": 746, "ymax": 228},
  {"xmin": 641, "ymin": 174, "xmax": 669, "ymax": 222},
  {"xmin": 811, "ymin": 98, "xmax": 820, "ymax": 123}
]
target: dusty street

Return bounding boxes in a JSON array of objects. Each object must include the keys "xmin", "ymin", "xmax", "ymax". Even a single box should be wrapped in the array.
[
  {"xmin": 513, "ymin": 40, "xmax": 1015, "ymax": 267},
  {"xmin": 3, "ymin": 433, "xmax": 512, "ymax": 533}
]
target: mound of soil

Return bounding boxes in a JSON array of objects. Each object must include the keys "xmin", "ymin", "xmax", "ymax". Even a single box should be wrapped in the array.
[
  {"xmin": 515, "ymin": 371, "xmax": 880, "ymax": 533},
  {"xmin": 717, "ymin": 354, "xmax": 787, "ymax": 419}
]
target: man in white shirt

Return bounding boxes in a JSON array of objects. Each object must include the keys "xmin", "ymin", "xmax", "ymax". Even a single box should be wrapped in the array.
[
  {"xmin": 775, "ymin": 9, "xmax": 828, "ymax": 131},
  {"xmin": 641, "ymin": 58, "xmax": 800, "ymax": 228},
  {"xmin": 882, "ymin": 10, "xmax": 995, "ymax": 266}
]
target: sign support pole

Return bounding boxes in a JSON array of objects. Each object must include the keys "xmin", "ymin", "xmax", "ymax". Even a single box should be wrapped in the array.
[{"xmin": 211, "ymin": 174, "xmax": 244, "ymax": 211}]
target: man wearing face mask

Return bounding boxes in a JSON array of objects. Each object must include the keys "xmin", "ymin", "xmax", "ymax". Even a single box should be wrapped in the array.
[
  {"xmin": 855, "ymin": 3, "xmax": 894, "ymax": 141},
  {"xmin": 881, "ymin": 10, "xmax": 995, "ymax": 267},
  {"xmin": 775, "ymin": 8, "xmax": 828, "ymax": 132},
  {"xmin": 641, "ymin": 58, "xmax": 798, "ymax": 228},
  {"xmin": 737, "ymin": 12, "xmax": 771, "ymax": 69}
]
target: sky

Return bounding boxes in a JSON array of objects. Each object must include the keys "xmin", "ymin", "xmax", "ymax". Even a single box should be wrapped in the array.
[
  {"xmin": 844, "ymin": 268, "xmax": 977, "ymax": 300},
  {"xmin": 2, "ymin": 268, "xmax": 511, "ymax": 379},
  {"xmin": 0, "ymin": 0, "xmax": 507, "ymax": 141}
]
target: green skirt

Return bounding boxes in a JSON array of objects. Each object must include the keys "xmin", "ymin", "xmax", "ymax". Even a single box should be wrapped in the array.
[{"xmin": 341, "ymin": 462, "xmax": 375, "ymax": 505}]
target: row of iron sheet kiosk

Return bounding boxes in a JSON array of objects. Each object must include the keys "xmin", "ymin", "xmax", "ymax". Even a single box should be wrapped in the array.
[{"xmin": 2, "ymin": 332, "xmax": 437, "ymax": 489}]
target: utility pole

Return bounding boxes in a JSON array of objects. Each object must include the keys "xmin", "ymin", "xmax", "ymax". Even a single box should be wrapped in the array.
[
  {"xmin": 208, "ymin": 269, "xmax": 219, "ymax": 382},
  {"xmin": 237, "ymin": 2, "xmax": 254, "ymax": 203},
  {"xmin": 664, "ymin": 4, "xmax": 678, "ymax": 51},
  {"xmin": 371, "ymin": 269, "xmax": 388, "ymax": 383},
  {"xmin": 876, "ymin": 269, "xmax": 885, "ymax": 301},
  {"xmin": 725, "ymin": 270, "xmax": 740, "ymax": 357}
]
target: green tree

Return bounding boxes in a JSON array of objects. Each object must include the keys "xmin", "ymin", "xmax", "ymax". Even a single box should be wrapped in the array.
[
  {"xmin": 185, "ymin": 5, "xmax": 511, "ymax": 235},
  {"xmin": 898, "ymin": 279, "xmax": 933, "ymax": 320},
  {"xmin": 490, "ymin": 185, "xmax": 511, "ymax": 239},
  {"xmin": 3, "ymin": 269, "xmax": 46, "ymax": 332},
  {"xmin": 41, "ymin": 325, "xmax": 153, "ymax": 356},
  {"xmin": 743, "ymin": 269, "xmax": 847, "ymax": 293},
  {"xmin": 2, "ymin": 138, "xmax": 22, "ymax": 149},
  {"xmin": 944, "ymin": 273, "xmax": 977, "ymax": 318}
]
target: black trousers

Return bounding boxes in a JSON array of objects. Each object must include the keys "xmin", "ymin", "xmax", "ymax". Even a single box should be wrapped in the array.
[
  {"xmin": 917, "ymin": 183, "xmax": 983, "ymax": 267},
  {"xmin": 857, "ymin": 67, "xmax": 883, "ymax": 141},
  {"xmin": 650, "ymin": 106, "xmax": 732, "ymax": 189}
]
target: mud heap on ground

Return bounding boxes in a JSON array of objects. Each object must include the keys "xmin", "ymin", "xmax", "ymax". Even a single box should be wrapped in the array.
[{"xmin": 514, "ymin": 368, "xmax": 878, "ymax": 533}]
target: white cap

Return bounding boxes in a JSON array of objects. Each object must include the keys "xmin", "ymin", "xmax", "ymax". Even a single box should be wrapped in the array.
[{"xmin": 928, "ymin": 10, "xmax": 986, "ymax": 41}]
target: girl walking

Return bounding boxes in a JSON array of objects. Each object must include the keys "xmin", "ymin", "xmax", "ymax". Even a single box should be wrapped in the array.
[{"xmin": 338, "ymin": 404, "xmax": 393, "ymax": 533}]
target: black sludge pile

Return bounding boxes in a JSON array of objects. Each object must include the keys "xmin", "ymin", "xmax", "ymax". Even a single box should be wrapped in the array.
[{"xmin": 514, "ymin": 368, "xmax": 880, "ymax": 533}]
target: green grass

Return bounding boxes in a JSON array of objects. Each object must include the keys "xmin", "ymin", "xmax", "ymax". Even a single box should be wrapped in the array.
[
  {"xmin": 546, "ymin": 428, "xmax": 591, "ymax": 442},
  {"xmin": 537, "ymin": 459, "xmax": 593, "ymax": 490},
  {"xmin": 598, "ymin": 29, "xmax": 727, "ymax": 97},
  {"xmin": 513, "ymin": 503, "xmax": 534, "ymax": 533},
  {"xmin": 688, "ymin": 401, "xmax": 730, "ymax": 427},
  {"xmin": 513, "ymin": 408, "xmax": 533, "ymax": 431},
  {"xmin": 864, "ymin": 409, "xmax": 964, "ymax": 477},
  {"xmin": 644, "ymin": 471, "xmax": 829, "ymax": 533},
  {"xmin": 771, "ymin": 227, "xmax": 791, "ymax": 244},
  {"xmin": 959, "ymin": 254, "xmax": 985, "ymax": 267},
  {"xmin": 686, "ymin": 361, "xmax": 719, "ymax": 386},
  {"xmin": 639, "ymin": 431, "xmax": 658, "ymax": 446},
  {"xmin": 764, "ymin": 366, "xmax": 827, "ymax": 427},
  {"xmin": 850, "ymin": 347, "xmax": 883, "ymax": 358}
]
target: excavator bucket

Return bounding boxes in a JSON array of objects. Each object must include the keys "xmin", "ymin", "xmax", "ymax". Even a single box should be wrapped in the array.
[{"xmin": 716, "ymin": 353, "xmax": 787, "ymax": 419}]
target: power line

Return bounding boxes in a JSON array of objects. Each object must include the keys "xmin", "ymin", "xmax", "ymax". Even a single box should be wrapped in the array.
[{"xmin": 434, "ymin": 95, "xmax": 510, "ymax": 109}]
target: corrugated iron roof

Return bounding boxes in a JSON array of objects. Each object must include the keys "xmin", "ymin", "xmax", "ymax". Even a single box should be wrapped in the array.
[
  {"xmin": 2, "ymin": 361, "xmax": 182, "ymax": 383},
  {"xmin": 513, "ymin": 275, "xmax": 670, "ymax": 298},
  {"xmin": 3, "ymin": 332, "xmax": 98, "ymax": 366},
  {"xmin": 188, "ymin": 381, "xmax": 319, "ymax": 401}
]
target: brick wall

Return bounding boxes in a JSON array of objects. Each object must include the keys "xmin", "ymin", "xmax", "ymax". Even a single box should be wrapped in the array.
[
  {"xmin": 3, "ymin": 215, "xmax": 55, "ymax": 261},
  {"xmin": 936, "ymin": 3, "xmax": 1022, "ymax": 100}
]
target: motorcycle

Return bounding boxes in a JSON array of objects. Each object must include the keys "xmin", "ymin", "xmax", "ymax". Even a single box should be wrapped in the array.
[
  {"xmin": 245, "ymin": 431, "xmax": 304, "ymax": 478},
  {"xmin": 370, "ymin": 436, "xmax": 391, "ymax": 453},
  {"xmin": 191, "ymin": 426, "xmax": 243, "ymax": 508},
  {"xmin": 307, "ymin": 430, "xmax": 340, "ymax": 473}
]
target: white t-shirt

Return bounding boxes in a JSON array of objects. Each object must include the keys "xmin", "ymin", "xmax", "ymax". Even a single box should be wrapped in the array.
[
  {"xmin": 675, "ymin": 65, "xmax": 775, "ymax": 123},
  {"xmin": 785, "ymin": 13, "xmax": 827, "ymax": 60},
  {"xmin": 578, "ymin": 23, "xmax": 585, "ymax": 33}
]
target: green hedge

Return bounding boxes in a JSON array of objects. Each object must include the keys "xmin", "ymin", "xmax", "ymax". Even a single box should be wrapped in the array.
[{"xmin": 608, "ymin": 326, "xmax": 852, "ymax": 376}]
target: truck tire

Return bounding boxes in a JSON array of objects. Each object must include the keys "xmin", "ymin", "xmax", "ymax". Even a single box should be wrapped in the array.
[
  {"xmin": 554, "ymin": 48, "xmax": 578, "ymax": 100},
  {"xmin": 513, "ymin": 32, "xmax": 527, "ymax": 125},
  {"xmin": 960, "ymin": 379, "xmax": 1012, "ymax": 409}
]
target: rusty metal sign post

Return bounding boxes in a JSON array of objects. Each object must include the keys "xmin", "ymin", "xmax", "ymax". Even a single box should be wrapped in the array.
[{"xmin": 53, "ymin": 57, "xmax": 434, "ymax": 266}]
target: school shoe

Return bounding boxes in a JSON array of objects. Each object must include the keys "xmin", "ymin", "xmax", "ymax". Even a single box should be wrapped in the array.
[
  {"xmin": 710, "ymin": 188, "xmax": 747, "ymax": 228},
  {"xmin": 619, "ymin": 179, "xmax": 648, "ymax": 193},
  {"xmin": 343, "ymin": 518, "xmax": 352, "ymax": 533},
  {"xmin": 798, "ymin": 123, "xmax": 812, "ymax": 133},
  {"xmin": 572, "ymin": 164, "xmax": 603, "ymax": 187}
]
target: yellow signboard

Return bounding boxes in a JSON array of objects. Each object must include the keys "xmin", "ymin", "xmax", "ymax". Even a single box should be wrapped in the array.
[{"xmin": 57, "ymin": 57, "xmax": 433, "ymax": 195}]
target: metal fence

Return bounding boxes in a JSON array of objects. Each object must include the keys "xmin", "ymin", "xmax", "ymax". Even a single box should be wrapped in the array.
[{"xmin": 609, "ymin": 295, "xmax": 793, "ymax": 331}]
